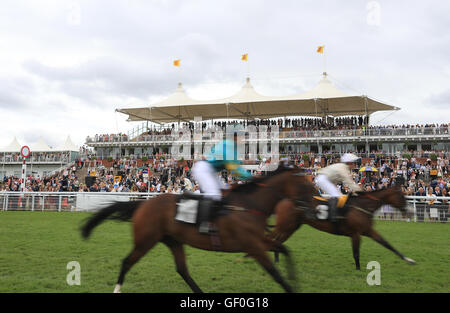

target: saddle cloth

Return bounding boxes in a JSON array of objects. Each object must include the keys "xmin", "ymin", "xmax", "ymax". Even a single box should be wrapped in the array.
[
  {"xmin": 175, "ymin": 199, "xmax": 199, "ymax": 224},
  {"xmin": 175, "ymin": 193, "xmax": 231, "ymax": 227}
]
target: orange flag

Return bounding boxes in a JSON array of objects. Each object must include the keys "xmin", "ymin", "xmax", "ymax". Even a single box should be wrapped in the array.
[
  {"xmin": 173, "ymin": 59, "xmax": 181, "ymax": 67},
  {"xmin": 317, "ymin": 46, "xmax": 324, "ymax": 54},
  {"xmin": 241, "ymin": 53, "xmax": 248, "ymax": 61}
]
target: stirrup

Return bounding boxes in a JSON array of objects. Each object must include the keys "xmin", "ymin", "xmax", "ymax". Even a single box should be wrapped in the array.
[{"xmin": 199, "ymin": 221, "xmax": 211, "ymax": 234}]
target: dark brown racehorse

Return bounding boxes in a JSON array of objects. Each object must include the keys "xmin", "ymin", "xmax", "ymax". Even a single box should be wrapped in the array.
[
  {"xmin": 271, "ymin": 185, "xmax": 417, "ymax": 270},
  {"xmin": 81, "ymin": 166, "xmax": 313, "ymax": 293}
]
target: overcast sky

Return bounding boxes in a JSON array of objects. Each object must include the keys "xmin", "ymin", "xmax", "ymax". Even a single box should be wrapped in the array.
[{"xmin": 1, "ymin": 0, "xmax": 449, "ymax": 149}]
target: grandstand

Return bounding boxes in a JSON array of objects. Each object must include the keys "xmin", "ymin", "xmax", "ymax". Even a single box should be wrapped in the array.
[{"xmin": 87, "ymin": 73, "xmax": 450, "ymax": 159}]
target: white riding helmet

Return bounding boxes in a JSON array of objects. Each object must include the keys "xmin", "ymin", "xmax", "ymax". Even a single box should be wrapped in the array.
[{"xmin": 340, "ymin": 153, "xmax": 360, "ymax": 163}]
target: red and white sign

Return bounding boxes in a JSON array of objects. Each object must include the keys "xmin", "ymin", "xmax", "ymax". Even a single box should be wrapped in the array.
[{"xmin": 20, "ymin": 146, "xmax": 31, "ymax": 158}]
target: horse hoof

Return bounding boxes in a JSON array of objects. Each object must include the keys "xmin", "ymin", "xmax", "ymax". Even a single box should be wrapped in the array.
[
  {"xmin": 404, "ymin": 257, "xmax": 416, "ymax": 265},
  {"xmin": 113, "ymin": 284, "xmax": 122, "ymax": 293}
]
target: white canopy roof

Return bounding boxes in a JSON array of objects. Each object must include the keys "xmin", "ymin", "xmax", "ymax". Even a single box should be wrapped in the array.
[
  {"xmin": 117, "ymin": 73, "xmax": 400, "ymax": 123},
  {"xmin": 1, "ymin": 136, "xmax": 79, "ymax": 153},
  {"xmin": 31, "ymin": 137, "xmax": 52, "ymax": 152},
  {"xmin": 55, "ymin": 136, "xmax": 79, "ymax": 152},
  {"xmin": 0, "ymin": 137, "xmax": 22, "ymax": 152}
]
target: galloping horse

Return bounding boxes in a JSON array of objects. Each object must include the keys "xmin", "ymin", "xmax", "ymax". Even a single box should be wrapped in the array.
[
  {"xmin": 271, "ymin": 185, "xmax": 417, "ymax": 269},
  {"xmin": 81, "ymin": 166, "xmax": 313, "ymax": 293}
]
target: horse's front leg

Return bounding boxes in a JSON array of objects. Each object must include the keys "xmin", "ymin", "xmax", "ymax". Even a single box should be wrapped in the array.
[
  {"xmin": 366, "ymin": 229, "xmax": 416, "ymax": 265},
  {"xmin": 350, "ymin": 234, "xmax": 361, "ymax": 270}
]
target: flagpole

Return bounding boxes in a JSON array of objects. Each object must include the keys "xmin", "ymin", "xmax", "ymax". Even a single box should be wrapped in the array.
[
  {"xmin": 178, "ymin": 61, "xmax": 182, "ymax": 84},
  {"xmin": 247, "ymin": 57, "xmax": 250, "ymax": 78},
  {"xmin": 242, "ymin": 53, "xmax": 249, "ymax": 78}
]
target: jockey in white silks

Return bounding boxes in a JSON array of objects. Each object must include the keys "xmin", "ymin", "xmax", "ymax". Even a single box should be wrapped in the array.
[
  {"xmin": 191, "ymin": 139, "xmax": 251, "ymax": 233},
  {"xmin": 314, "ymin": 153, "xmax": 363, "ymax": 222}
]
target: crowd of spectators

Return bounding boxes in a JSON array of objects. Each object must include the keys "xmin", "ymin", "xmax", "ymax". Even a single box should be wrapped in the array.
[
  {"xmin": 0, "ymin": 156, "xmax": 200, "ymax": 194},
  {"xmin": 86, "ymin": 118, "xmax": 450, "ymax": 143},
  {"xmin": 2, "ymin": 151, "xmax": 449, "ymax": 200}
]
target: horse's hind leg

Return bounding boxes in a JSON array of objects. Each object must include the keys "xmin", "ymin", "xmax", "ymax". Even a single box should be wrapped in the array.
[
  {"xmin": 366, "ymin": 229, "xmax": 416, "ymax": 265},
  {"xmin": 114, "ymin": 234, "xmax": 160, "ymax": 293},
  {"xmin": 162, "ymin": 237, "xmax": 203, "ymax": 293},
  {"xmin": 114, "ymin": 246, "xmax": 149, "ymax": 293}
]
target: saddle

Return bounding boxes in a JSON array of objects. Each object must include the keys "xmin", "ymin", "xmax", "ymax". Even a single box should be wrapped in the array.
[
  {"xmin": 175, "ymin": 192, "xmax": 230, "ymax": 234},
  {"xmin": 313, "ymin": 195, "xmax": 349, "ymax": 209}
]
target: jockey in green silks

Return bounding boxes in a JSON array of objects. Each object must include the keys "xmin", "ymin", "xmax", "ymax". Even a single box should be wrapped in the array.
[{"xmin": 191, "ymin": 138, "xmax": 251, "ymax": 233}]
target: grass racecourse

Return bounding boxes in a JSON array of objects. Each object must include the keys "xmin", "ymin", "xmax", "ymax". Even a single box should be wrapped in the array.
[{"xmin": 0, "ymin": 211, "xmax": 449, "ymax": 293}]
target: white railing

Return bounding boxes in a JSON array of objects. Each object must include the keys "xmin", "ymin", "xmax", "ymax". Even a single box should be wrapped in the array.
[
  {"xmin": 402, "ymin": 196, "xmax": 450, "ymax": 223},
  {"xmin": 1, "ymin": 192, "xmax": 449, "ymax": 223},
  {"xmin": 0, "ymin": 192, "xmax": 158, "ymax": 212},
  {"xmin": 0, "ymin": 154, "xmax": 71, "ymax": 164},
  {"xmin": 86, "ymin": 127, "xmax": 450, "ymax": 144},
  {"xmin": 280, "ymin": 127, "xmax": 450, "ymax": 139}
]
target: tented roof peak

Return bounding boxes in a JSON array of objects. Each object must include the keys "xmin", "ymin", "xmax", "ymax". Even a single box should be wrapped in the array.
[
  {"xmin": 0, "ymin": 137, "xmax": 22, "ymax": 152},
  {"xmin": 32, "ymin": 137, "xmax": 52, "ymax": 152},
  {"xmin": 56, "ymin": 136, "xmax": 79, "ymax": 151}
]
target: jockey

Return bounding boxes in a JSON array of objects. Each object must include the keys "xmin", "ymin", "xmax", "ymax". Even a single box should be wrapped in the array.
[
  {"xmin": 192, "ymin": 138, "xmax": 251, "ymax": 233},
  {"xmin": 314, "ymin": 153, "xmax": 363, "ymax": 222}
]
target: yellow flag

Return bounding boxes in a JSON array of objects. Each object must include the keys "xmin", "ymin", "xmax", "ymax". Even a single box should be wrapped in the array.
[
  {"xmin": 317, "ymin": 46, "xmax": 324, "ymax": 54},
  {"xmin": 241, "ymin": 53, "xmax": 248, "ymax": 61},
  {"xmin": 173, "ymin": 59, "xmax": 180, "ymax": 67}
]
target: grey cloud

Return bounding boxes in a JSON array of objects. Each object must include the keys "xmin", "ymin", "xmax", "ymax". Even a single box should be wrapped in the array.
[
  {"xmin": 0, "ymin": 0, "xmax": 448, "ymax": 138},
  {"xmin": 0, "ymin": 76, "xmax": 37, "ymax": 109},
  {"xmin": 426, "ymin": 89, "xmax": 450, "ymax": 108}
]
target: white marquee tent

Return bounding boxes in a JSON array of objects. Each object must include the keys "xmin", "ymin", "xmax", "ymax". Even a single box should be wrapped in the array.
[
  {"xmin": 0, "ymin": 137, "xmax": 22, "ymax": 152},
  {"xmin": 117, "ymin": 73, "xmax": 400, "ymax": 124},
  {"xmin": 0, "ymin": 136, "xmax": 79, "ymax": 153},
  {"xmin": 55, "ymin": 136, "xmax": 79, "ymax": 152},
  {"xmin": 31, "ymin": 137, "xmax": 52, "ymax": 152}
]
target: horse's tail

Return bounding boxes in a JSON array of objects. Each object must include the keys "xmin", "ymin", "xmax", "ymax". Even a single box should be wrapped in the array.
[{"xmin": 81, "ymin": 200, "xmax": 143, "ymax": 239}]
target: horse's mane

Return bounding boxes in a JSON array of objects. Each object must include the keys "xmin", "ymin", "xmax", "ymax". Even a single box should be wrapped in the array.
[
  {"xmin": 228, "ymin": 165, "xmax": 294, "ymax": 195},
  {"xmin": 355, "ymin": 185, "xmax": 402, "ymax": 196},
  {"xmin": 357, "ymin": 185, "xmax": 401, "ymax": 196}
]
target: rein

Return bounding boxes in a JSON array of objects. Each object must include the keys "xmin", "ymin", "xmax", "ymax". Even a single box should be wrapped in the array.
[
  {"xmin": 247, "ymin": 209, "xmax": 268, "ymax": 217},
  {"xmin": 362, "ymin": 194, "xmax": 381, "ymax": 201},
  {"xmin": 350, "ymin": 206, "xmax": 373, "ymax": 216},
  {"xmin": 227, "ymin": 205, "xmax": 268, "ymax": 217}
]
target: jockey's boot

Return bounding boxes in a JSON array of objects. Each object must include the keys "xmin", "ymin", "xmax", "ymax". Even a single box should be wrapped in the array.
[
  {"xmin": 198, "ymin": 198, "xmax": 216, "ymax": 234},
  {"xmin": 328, "ymin": 197, "xmax": 338, "ymax": 223}
]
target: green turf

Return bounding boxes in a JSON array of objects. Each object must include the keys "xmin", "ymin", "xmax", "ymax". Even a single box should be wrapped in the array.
[{"xmin": 0, "ymin": 211, "xmax": 448, "ymax": 293}]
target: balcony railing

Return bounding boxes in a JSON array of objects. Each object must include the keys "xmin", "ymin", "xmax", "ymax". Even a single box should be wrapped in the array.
[
  {"xmin": 0, "ymin": 154, "xmax": 71, "ymax": 164},
  {"xmin": 86, "ymin": 127, "xmax": 450, "ymax": 144}
]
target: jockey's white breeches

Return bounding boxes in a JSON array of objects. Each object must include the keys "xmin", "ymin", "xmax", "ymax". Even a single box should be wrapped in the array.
[
  {"xmin": 314, "ymin": 174, "xmax": 342, "ymax": 197},
  {"xmin": 192, "ymin": 160, "xmax": 222, "ymax": 201}
]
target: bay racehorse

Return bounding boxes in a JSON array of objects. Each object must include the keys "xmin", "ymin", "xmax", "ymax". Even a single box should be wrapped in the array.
[
  {"xmin": 81, "ymin": 166, "xmax": 314, "ymax": 293},
  {"xmin": 271, "ymin": 185, "xmax": 417, "ymax": 270}
]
